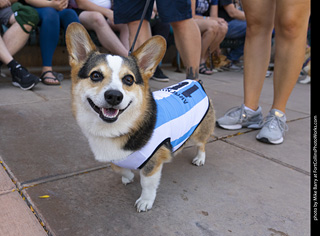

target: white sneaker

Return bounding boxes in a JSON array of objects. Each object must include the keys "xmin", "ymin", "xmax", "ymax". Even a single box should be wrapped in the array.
[{"xmin": 299, "ymin": 75, "xmax": 311, "ymax": 84}]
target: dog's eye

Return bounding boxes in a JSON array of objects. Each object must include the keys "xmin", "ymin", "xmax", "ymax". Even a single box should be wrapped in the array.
[
  {"xmin": 90, "ymin": 71, "xmax": 104, "ymax": 82},
  {"xmin": 122, "ymin": 75, "xmax": 134, "ymax": 86}
]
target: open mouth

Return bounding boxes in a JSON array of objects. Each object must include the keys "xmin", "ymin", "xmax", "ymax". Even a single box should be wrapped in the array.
[{"xmin": 87, "ymin": 98, "xmax": 131, "ymax": 123}]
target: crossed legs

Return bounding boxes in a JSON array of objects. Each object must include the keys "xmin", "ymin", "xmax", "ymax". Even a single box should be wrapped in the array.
[{"xmin": 79, "ymin": 11, "xmax": 129, "ymax": 57}]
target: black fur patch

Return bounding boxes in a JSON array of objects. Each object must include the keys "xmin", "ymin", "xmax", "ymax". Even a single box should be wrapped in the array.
[
  {"xmin": 123, "ymin": 56, "xmax": 144, "ymax": 85},
  {"xmin": 78, "ymin": 53, "xmax": 107, "ymax": 79},
  {"xmin": 123, "ymin": 92, "xmax": 157, "ymax": 151}
]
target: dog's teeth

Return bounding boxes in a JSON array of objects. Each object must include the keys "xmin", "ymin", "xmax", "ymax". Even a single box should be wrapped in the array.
[{"xmin": 101, "ymin": 108, "xmax": 119, "ymax": 118}]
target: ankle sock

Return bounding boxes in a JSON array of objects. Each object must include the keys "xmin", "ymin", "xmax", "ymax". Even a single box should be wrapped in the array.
[{"xmin": 244, "ymin": 105, "xmax": 257, "ymax": 113}]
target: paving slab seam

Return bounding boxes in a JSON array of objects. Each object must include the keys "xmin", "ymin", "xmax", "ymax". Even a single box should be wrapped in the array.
[
  {"xmin": 0, "ymin": 158, "xmax": 50, "ymax": 235},
  {"xmin": 286, "ymin": 114, "xmax": 310, "ymax": 122},
  {"xmin": 211, "ymin": 115, "xmax": 310, "ymax": 177},
  {"xmin": 219, "ymin": 139, "xmax": 310, "ymax": 176},
  {"xmin": 1, "ymin": 156, "xmax": 110, "ymax": 236},
  {"xmin": 0, "ymin": 97, "xmax": 71, "ymax": 107},
  {"xmin": 20, "ymin": 164, "xmax": 111, "ymax": 189},
  {"xmin": 0, "ymin": 158, "xmax": 19, "ymax": 193},
  {"xmin": 0, "ymin": 98, "xmax": 46, "ymax": 107}
]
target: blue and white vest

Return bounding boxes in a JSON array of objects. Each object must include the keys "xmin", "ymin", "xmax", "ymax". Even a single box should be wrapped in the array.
[{"xmin": 112, "ymin": 80, "xmax": 210, "ymax": 169}]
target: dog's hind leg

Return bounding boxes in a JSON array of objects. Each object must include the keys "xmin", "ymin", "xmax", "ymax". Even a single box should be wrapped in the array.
[
  {"xmin": 111, "ymin": 163, "xmax": 134, "ymax": 185},
  {"xmin": 190, "ymin": 103, "xmax": 215, "ymax": 166},
  {"xmin": 192, "ymin": 143, "xmax": 206, "ymax": 166}
]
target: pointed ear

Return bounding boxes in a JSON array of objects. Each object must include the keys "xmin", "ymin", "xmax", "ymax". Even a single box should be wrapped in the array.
[
  {"xmin": 131, "ymin": 36, "xmax": 167, "ymax": 79},
  {"xmin": 66, "ymin": 23, "xmax": 97, "ymax": 66}
]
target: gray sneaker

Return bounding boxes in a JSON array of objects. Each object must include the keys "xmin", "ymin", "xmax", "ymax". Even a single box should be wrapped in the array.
[
  {"xmin": 256, "ymin": 109, "xmax": 288, "ymax": 144},
  {"xmin": 216, "ymin": 104, "xmax": 263, "ymax": 130}
]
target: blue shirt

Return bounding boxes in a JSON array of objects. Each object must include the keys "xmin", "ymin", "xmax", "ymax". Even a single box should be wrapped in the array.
[{"xmin": 112, "ymin": 80, "xmax": 210, "ymax": 169}]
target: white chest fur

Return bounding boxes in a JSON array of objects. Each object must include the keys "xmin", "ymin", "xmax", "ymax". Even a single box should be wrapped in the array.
[{"xmin": 86, "ymin": 134, "xmax": 133, "ymax": 163}]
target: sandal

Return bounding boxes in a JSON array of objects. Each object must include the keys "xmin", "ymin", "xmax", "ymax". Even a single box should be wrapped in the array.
[
  {"xmin": 199, "ymin": 63, "xmax": 215, "ymax": 75},
  {"xmin": 40, "ymin": 71, "xmax": 63, "ymax": 85}
]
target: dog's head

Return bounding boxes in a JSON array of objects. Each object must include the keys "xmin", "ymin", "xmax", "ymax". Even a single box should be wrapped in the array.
[{"xmin": 66, "ymin": 23, "xmax": 166, "ymax": 137}]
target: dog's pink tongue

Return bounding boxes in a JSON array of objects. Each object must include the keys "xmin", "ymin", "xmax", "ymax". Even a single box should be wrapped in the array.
[{"xmin": 102, "ymin": 108, "xmax": 119, "ymax": 118}]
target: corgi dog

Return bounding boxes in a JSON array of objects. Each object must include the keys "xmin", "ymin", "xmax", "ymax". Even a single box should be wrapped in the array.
[{"xmin": 66, "ymin": 23, "xmax": 215, "ymax": 212}]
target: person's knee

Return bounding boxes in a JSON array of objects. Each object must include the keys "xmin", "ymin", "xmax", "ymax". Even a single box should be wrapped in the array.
[
  {"xmin": 220, "ymin": 23, "xmax": 228, "ymax": 35},
  {"xmin": 10, "ymin": 3, "xmax": 39, "ymax": 34},
  {"xmin": 22, "ymin": 24, "xmax": 33, "ymax": 33},
  {"xmin": 90, "ymin": 12, "xmax": 107, "ymax": 27},
  {"xmin": 276, "ymin": 16, "xmax": 303, "ymax": 39},
  {"xmin": 207, "ymin": 21, "xmax": 219, "ymax": 34},
  {"xmin": 245, "ymin": 13, "xmax": 273, "ymax": 37},
  {"xmin": 40, "ymin": 8, "xmax": 59, "ymax": 26}
]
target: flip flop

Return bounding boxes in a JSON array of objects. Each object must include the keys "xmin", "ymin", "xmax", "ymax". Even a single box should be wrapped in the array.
[
  {"xmin": 40, "ymin": 71, "xmax": 63, "ymax": 85},
  {"xmin": 199, "ymin": 63, "xmax": 215, "ymax": 75}
]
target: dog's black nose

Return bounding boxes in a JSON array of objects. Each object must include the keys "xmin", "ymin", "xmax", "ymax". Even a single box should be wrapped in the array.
[{"xmin": 104, "ymin": 90, "xmax": 123, "ymax": 106}]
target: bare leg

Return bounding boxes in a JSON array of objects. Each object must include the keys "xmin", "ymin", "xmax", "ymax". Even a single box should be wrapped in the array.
[
  {"xmin": 241, "ymin": 0, "xmax": 276, "ymax": 111},
  {"xmin": 127, "ymin": 20, "xmax": 152, "ymax": 52},
  {"xmin": 3, "ymin": 15, "xmax": 30, "ymax": 56},
  {"xmin": 242, "ymin": 0, "xmax": 310, "ymax": 113},
  {"xmin": 128, "ymin": 18, "xmax": 201, "ymax": 80},
  {"xmin": 171, "ymin": 18, "xmax": 201, "ymax": 80},
  {"xmin": 110, "ymin": 22, "xmax": 130, "ymax": 50},
  {"xmin": 195, "ymin": 19, "xmax": 218, "ymax": 64},
  {"xmin": 209, "ymin": 21, "xmax": 228, "ymax": 53},
  {"xmin": 272, "ymin": 0, "xmax": 310, "ymax": 112},
  {"xmin": 0, "ymin": 36, "xmax": 13, "ymax": 64},
  {"xmin": 80, "ymin": 11, "xmax": 129, "ymax": 57}
]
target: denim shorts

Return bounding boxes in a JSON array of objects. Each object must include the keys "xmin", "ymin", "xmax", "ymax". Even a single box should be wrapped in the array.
[{"xmin": 114, "ymin": 0, "xmax": 192, "ymax": 24}]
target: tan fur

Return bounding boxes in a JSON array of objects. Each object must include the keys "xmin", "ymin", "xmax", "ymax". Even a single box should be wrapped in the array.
[{"xmin": 142, "ymin": 146, "xmax": 173, "ymax": 177}]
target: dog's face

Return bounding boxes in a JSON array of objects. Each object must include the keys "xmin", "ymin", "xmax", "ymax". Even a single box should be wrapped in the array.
[{"xmin": 66, "ymin": 23, "xmax": 166, "ymax": 138}]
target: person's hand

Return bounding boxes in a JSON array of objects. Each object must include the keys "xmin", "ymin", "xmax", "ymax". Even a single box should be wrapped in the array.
[
  {"xmin": 0, "ymin": 0, "xmax": 11, "ymax": 8},
  {"xmin": 217, "ymin": 17, "xmax": 227, "ymax": 26},
  {"xmin": 51, "ymin": 0, "xmax": 68, "ymax": 11},
  {"xmin": 104, "ymin": 9, "xmax": 114, "ymax": 25}
]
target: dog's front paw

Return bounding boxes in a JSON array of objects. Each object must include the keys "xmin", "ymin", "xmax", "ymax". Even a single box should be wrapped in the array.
[
  {"xmin": 192, "ymin": 152, "xmax": 206, "ymax": 166},
  {"xmin": 134, "ymin": 197, "xmax": 154, "ymax": 212}
]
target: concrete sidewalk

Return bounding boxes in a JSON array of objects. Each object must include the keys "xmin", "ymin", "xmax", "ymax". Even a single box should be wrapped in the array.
[{"xmin": 0, "ymin": 66, "xmax": 310, "ymax": 236}]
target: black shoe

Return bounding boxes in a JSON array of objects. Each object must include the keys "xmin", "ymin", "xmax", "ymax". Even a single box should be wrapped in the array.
[
  {"xmin": 10, "ymin": 64, "xmax": 40, "ymax": 90},
  {"xmin": 0, "ymin": 62, "xmax": 5, "ymax": 78},
  {"xmin": 152, "ymin": 66, "xmax": 169, "ymax": 82}
]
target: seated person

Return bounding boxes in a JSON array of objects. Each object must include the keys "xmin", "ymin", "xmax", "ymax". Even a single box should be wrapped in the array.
[
  {"xmin": 218, "ymin": 0, "xmax": 246, "ymax": 71},
  {"xmin": 25, "ymin": 0, "xmax": 80, "ymax": 85},
  {"xmin": 70, "ymin": 0, "xmax": 129, "ymax": 57},
  {"xmin": 0, "ymin": 0, "xmax": 40, "ymax": 90},
  {"xmin": 194, "ymin": 0, "xmax": 228, "ymax": 75},
  {"xmin": 150, "ymin": 1, "xmax": 170, "ymax": 82}
]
